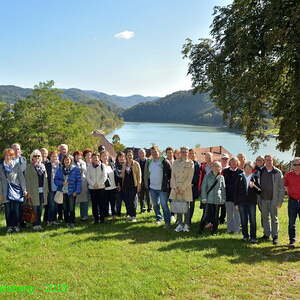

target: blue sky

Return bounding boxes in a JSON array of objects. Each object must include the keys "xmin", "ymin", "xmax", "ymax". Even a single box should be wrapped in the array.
[{"xmin": 0, "ymin": 0, "xmax": 232, "ymax": 96}]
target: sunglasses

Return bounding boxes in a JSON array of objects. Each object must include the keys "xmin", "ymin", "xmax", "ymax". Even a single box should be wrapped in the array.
[
  {"xmin": 33, "ymin": 155, "xmax": 41, "ymax": 158},
  {"xmin": 293, "ymin": 163, "xmax": 300, "ymax": 166}
]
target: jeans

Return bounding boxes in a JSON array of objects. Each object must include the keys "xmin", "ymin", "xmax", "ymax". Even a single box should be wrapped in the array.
[
  {"xmin": 149, "ymin": 189, "xmax": 171, "ymax": 225},
  {"xmin": 105, "ymin": 189, "xmax": 116, "ymax": 216},
  {"xmin": 80, "ymin": 201, "xmax": 89, "ymax": 219},
  {"xmin": 5, "ymin": 200, "xmax": 21, "ymax": 228},
  {"xmin": 115, "ymin": 191, "xmax": 123, "ymax": 216},
  {"xmin": 226, "ymin": 201, "xmax": 240, "ymax": 233},
  {"xmin": 33, "ymin": 193, "xmax": 44, "ymax": 226},
  {"xmin": 123, "ymin": 188, "xmax": 137, "ymax": 217},
  {"xmin": 47, "ymin": 191, "xmax": 58, "ymax": 222},
  {"xmin": 238, "ymin": 203, "xmax": 257, "ymax": 239},
  {"xmin": 90, "ymin": 189, "xmax": 106, "ymax": 222},
  {"xmin": 219, "ymin": 204, "xmax": 226, "ymax": 224},
  {"xmin": 199, "ymin": 203, "xmax": 221, "ymax": 234},
  {"xmin": 57, "ymin": 203, "xmax": 63, "ymax": 220},
  {"xmin": 288, "ymin": 198, "xmax": 300, "ymax": 243},
  {"xmin": 138, "ymin": 183, "xmax": 152, "ymax": 212},
  {"xmin": 63, "ymin": 194, "xmax": 76, "ymax": 224},
  {"xmin": 260, "ymin": 199, "xmax": 279, "ymax": 238}
]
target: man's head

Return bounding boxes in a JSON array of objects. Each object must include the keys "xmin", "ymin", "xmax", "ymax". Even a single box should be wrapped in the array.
[
  {"xmin": 264, "ymin": 154, "xmax": 273, "ymax": 169},
  {"xmin": 180, "ymin": 146, "xmax": 189, "ymax": 160},
  {"xmin": 292, "ymin": 157, "xmax": 300, "ymax": 173},
  {"xmin": 165, "ymin": 147, "xmax": 174, "ymax": 160},
  {"xmin": 221, "ymin": 153, "xmax": 229, "ymax": 168},
  {"xmin": 58, "ymin": 144, "xmax": 68, "ymax": 155},
  {"xmin": 188, "ymin": 149, "xmax": 197, "ymax": 161},
  {"xmin": 11, "ymin": 143, "xmax": 22, "ymax": 158},
  {"xmin": 255, "ymin": 156, "xmax": 265, "ymax": 168},
  {"xmin": 150, "ymin": 146, "xmax": 160, "ymax": 160},
  {"xmin": 229, "ymin": 157, "xmax": 239, "ymax": 169}
]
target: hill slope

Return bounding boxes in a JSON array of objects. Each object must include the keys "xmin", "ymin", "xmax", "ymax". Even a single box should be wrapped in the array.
[{"xmin": 122, "ymin": 90, "xmax": 224, "ymax": 126}]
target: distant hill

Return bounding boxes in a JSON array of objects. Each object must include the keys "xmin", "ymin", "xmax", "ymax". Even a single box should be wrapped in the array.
[
  {"xmin": 122, "ymin": 90, "xmax": 224, "ymax": 126},
  {"xmin": 0, "ymin": 85, "xmax": 158, "ymax": 110}
]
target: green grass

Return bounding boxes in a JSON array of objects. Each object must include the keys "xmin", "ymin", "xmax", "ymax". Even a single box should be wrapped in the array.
[{"xmin": 0, "ymin": 201, "xmax": 300, "ymax": 300}]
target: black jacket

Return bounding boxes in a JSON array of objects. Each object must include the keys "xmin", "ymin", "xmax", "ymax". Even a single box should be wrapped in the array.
[
  {"xmin": 223, "ymin": 168, "xmax": 243, "ymax": 202},
  {"xmin": 234, "ymin": 173, "xmax": 261, "ymax": 205},
  {"xmin": 192, "ymin": 160, "xmax": 201, "ymax": 199}
]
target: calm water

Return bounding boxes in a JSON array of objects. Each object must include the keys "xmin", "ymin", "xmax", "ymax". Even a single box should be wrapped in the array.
[{"xmin": 106, "ymin": 122, "xmax": 294, "ymax": 162}]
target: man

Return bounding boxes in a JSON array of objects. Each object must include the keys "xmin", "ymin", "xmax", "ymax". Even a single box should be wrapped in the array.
[
  {"xmin": 165, "ymin": 147, "xmax": 174, "ymax": 166},
  {"xmin": 11, "ymin": 143, "xmax": 27, "ymax": 173},
  {"xmin": 144, "ymin": 146, "xmax": 172, "ymax": 228},
  {"xmin": 237, "ymin": 153, "xmax": 247, "ymax": 170},
  {"xmin": 137, "ymin": 148, "xmax": 152, "ymax": 213},
  {"xmin": 284, "ymin": 157, "xmax": 300, "ymax": 248},
  {"xmin": 58, "ymin": 144, "xmax": 68, "ymax": 162},
  {"xmin": 40, "ymin": 148, "xmax": 49, "ymax": 164},
  {"xmin": 259, "ymin": 154, "xmax": 284, "ymax": 245},
  {"xmin": 188, "ymin": 148, "xmax": 201, "ymax": 225},
  {"xmin": 254, "ymin": 156, "xmax": 265, "ymax": 178},
  {"xmin": 219, "ymin": 153, "xmax": 230, "ymax": 224}
]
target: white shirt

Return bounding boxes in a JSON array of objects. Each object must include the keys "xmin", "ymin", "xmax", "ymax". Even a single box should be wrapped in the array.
[
  {"xmin": 244, "ymin": 173, "xmax": 253, "ymax": 188},
  {"xmin": 105, "ymin": 165, "xmax": 117, "ymax": 190},
  {"xmin": 149, "ymin": 159, "xmax": 163, "ymax": 190},
  {"xmin": 86, "ymin": 163, "xmax": 107, "ymax": 189}
]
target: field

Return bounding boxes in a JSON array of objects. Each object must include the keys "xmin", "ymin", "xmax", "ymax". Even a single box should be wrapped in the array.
[{"xmin": 0, "ymin": 201, "xmax": 299, "ymax": 300}]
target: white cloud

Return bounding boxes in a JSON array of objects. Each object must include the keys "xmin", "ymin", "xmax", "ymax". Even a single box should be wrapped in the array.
[{"xmin": 114, "ymin": 30, "xmax": 135, "ymax": 40}]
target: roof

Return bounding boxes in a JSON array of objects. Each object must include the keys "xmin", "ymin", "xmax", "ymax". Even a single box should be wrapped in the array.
[
  {"xmin": 92, "ymin": 130, "xmax": 117, "ymax": 159},
  {"xmin": 193, "ymin": 146, "xmax": 232, "ymax": 162}
]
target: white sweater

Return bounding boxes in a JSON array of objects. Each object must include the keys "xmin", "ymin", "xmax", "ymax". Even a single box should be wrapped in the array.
[{"xmin": 86, "ymin": 163, "xmax": 107, "ymax": 189}]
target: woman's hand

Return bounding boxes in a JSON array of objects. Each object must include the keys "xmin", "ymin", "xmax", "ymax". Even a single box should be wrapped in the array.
[{"xmin": 73, "ymin": 192, "xmax": 77, "ymax": 198}]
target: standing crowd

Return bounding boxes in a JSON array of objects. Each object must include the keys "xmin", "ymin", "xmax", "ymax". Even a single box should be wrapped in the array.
[{"xmin": 0, "ymin": 143, "xmax": 300, "ymax": 248}]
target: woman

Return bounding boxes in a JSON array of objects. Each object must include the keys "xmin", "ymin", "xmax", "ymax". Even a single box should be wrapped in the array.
[
  {"xmin": 121, "ymin": 150, "xmax": 141, "ymax": 222},
  {"xmin": 174, "ymin": 149, "xmax": 181, "ymax": 160},
  {"xmin": 101, "ymin": 150, "xmax": 118, "ymax": 221},
  {"xmin": 115, "ymin": 152, "xmax": 125, "ymax": 216},
  {"xmin": 54, "ymin": 155, "xmax": 81, "ymax": 228},
  {"xmin": 73, "ymin": 150, "xmax": 89, "ymax": 221},
  {"xmin": 0, "ymin": 148, "xmax": 26, "ymax": 234},
  {"xmin": 170, "ymin": 146, "xmax": 194, "ymax": 232},
  {"xmin": 235, "ymin": 161, "xmax": 261, "ymax": 243},
  {"xmin": 25, "ymin": 149, "xmax": 48, "ymax": 231},
  {"xmin": 86, "ymin": 152, "xmax": 107, "ymax": 224},
  {"xmin": 45, "ymin": 151, "xmax": 60, "ymax": 225},
  {"xmin": 237, "ymin": 153, "xmax": 247, "ymax": 170},
  {"xmin": 199, "ymin": 161, "xmax": 226, "ymax": 235},
  {"xmin": 83, "ymin": 149, "xmax": 93, "ymax": 167}
]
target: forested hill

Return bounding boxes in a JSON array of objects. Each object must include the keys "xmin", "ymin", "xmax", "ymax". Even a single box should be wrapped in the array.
[
  {"xmin": 122, "ymin": 90, "xmax": 224, "ymax": 126},
  {"xmin": 0, "ymin": 85, "xmax": 158, "ymax": 109}
]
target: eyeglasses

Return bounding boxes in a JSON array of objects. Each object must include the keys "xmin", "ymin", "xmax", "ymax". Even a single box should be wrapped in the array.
[
  {"xmin": 33, "ymin": 155, "xmax": 41, "ymax": 158},
  {"xmin": 293, "ymin": 163, "xmax": 300, "ymax": 166}
]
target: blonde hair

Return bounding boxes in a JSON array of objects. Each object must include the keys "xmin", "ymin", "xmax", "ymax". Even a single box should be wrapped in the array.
[
  {"xmin": 30, "ymin": 149, "xmax": 42, "ymax": 162},
  {"xmin": 244, "ymin": 161, "xmax": 254, "ymax": 170}
]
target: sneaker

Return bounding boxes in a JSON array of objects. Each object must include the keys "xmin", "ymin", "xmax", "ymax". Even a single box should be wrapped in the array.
[
  {"xmin": 287, "ymin": 241, "xmax": 295, "ymax": 248},
  {"xmin": 127, "ymin": 216, "xmax": 132, "ymax": 221},
  {"xmin": 80, "ymin": 217, "xmax": 88, "ymax": 222},
  {"xmin": 249, "ymin": 239, "xmax": 258, "ymax": 244},
  {"xmin": 182, "ymin": 224, "xmax": 190, "ymax": 232},
  {"xmin": 156, "ymin": 220, "xmax": 162, "ymax": 225},
  {"xmin": 6, "ymin": 227, "xmax": 14, "ymax": 234},
  {"xmin": 52, "ymin": 221, "xmax": 59, "ymax": 226},
  {"xmin": 131, "ymin": 218, "xmax": 137, "ymax": 223},
  {"xmin": 242, "ymin": 237, "xmax": 249, "ymax": 242},
  {"xmin": 170, "ymin": 216, "xmax": 176, "ymax": 224},
  {"xmin": 174, "ymin": 224, "xmax": 183, "ymax": 232},
  {"xmin": 272, "ymin": 237, "xmax": 278, "ymax": 245},
  {"xmin": 33, "ymin": 225, "xmax": 43, "ymax": 231},
  {"xmin": 163, "ymin": 224, "xmax": 171, "ymax": 229},
  {"xmin": 14, "ymin": 226, "xmax": 20, "ymax": 233}
]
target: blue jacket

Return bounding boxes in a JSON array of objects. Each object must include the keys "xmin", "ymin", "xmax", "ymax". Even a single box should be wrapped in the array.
[{"xmin": 54, "ymin": 166, "xmax": 81, "ymax": 195}]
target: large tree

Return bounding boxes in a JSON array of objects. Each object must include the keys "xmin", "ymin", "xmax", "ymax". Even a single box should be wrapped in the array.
[{"xmin": 182, "ymin": 0, "xmax": 300, "ymax": 156}]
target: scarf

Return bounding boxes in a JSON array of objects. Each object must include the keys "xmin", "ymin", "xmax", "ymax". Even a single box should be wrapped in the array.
[
  {"xmin": 34, "ymin": 163, "xmax": 46, "ymax": 176},
  {"xmin": 63, "ymin": 166, "xmax": 71, "ymax": 176}
]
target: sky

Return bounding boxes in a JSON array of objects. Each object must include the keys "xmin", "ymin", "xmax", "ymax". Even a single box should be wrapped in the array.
[{"xmin": 0, "ymin": 0, "xmax": 232, "ymax": 97}]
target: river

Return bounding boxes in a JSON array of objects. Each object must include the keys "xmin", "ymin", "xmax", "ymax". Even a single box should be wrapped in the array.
[{"xmin": 106, "ymin": 122, "xmax": 294, "ymax": 162}]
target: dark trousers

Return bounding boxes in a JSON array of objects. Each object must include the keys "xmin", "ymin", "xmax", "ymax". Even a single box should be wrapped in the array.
[
  {"xmin": 43, "ymin": 205, "xmax": 48, "ymax": 223},
  {"xmin": 238, "ymin": 203, "xmax": 256, "ymax": 239},
  {"xmin": 288, "ymin": 198, "xmax": 300, "ymax": 243},
  {"xmin": 5, "ymin": 201, "xmax": 21, "ymax": 228},
  {"xmin": 90, "ymin": 189, "xmax": 106, "ymax": 222},
  {"xmin": 57, "ymin": 204, "xmax": 63, "ymax": 220},
  {"xmin": 33, "ymin": 193, "xmax": 44, "ymax": 226},
  {"xmin": 63, "ymin": 194, "xmax": 76, "ymax": 224},
  {"xmin": 115, "ymin": 191, "xmax": 123, "ymax": 216},
  {"xmin": 188, "ymin": 199, "xmax": 196, "ymax": 225},
  {"xmin": 138, "ymin": 184, "xmax": 152, "ymax": 212},
  {"xmin": 219, "ymin": 204, "xmax": 226, "ymax": 224},
  {"xmin": 123, "ymin": 188, "xmax": 137, "ymax": 217},
  {"xmin": 199, "ymin": 203, "xmax": 221, "ymax": 234},
  {"xmin": 105, "ymin": 189, "xmax": 116, "ymax": 216},
  {"xmin": 47, "ymin": 191, "xmax": 58, "ymax": 222}
]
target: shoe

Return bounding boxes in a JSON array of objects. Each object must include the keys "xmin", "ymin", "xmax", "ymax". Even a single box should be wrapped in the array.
[
  {"xmin": 69, "ymin": 223, "xmax": 75, "ymax": 228},
  {"xmin": 80, "ymin": 217, "xmax": 88, "ymax": 222},
  {"xmin": 260, "ymin": 235, "xmax": 270, "ymax": 241},
  {"xmin": 52, "ymin": 221, "xmax": 59, "ymax": 226},
  {"xmin": 156, "ymin": 220, "xmax": 162, "ymax": 225},
  {"xmin": 170, "ymin": 216, "xmax": 176, "ymax": 224},
  {"xmin": 147, "ymin": 208, "xmax": 153, "ymax": 213},
  {"xmin": 242, "ymin": 237, "xmax": 249, "ymax": 242},
  {"xmin": 273, "ymin": 237, "xmax": 278, "ymax": 245},
  {"xmin": 228, "ymin": 231, "xmax": 234, "ymax": 234},
  {"xmin": 93, "ymin": 220, "xmax": 99, "ymax": 224},
  {"xmin": 140, "ymin": 209, "xmax": 146, "ymax": 214},
  {"xmin": 6, "ymin": 227, "xmax": 14, "ymax": 234},
  {"xmin": 182, "ymin": 224, "xmax": 190, "ymax": 232},
  {"xmin": 287, "ymin": 241, "xmax": 295, "ymax": 248},
  {"xmin": 14, "ymin": 226, "xmax": 20, "ymax": 233},
  {"xmin": 174, "ymin": 224, "xmax": 183, "ymax": 232},
  {"xmin": 33, "ymin": 225, "xmax": 43, "ymax": 231},
  {"xmin": 205, "ymin": 223, "xmax": 213, "ymax": 228},
  {"xmin": 131, "ymin": 218, "xmax": 137, "ymax": 222},
  {"xmin": 127, "ymin": 216, "xmax": 132, "ymax": 221},
  {"xmin": 163, "ymin": 224, "xmax": 170, "ymax": 229},
  {"xmin": 250, "ymin": 239, "xmax": 258, "ymax": 244}
]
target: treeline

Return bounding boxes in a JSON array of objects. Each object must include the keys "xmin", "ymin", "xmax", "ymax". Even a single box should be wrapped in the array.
[
  {"xmin": 0, "ymin": 81, "xmax": 123, "ymax": 156},
  {"xmin": 122, "ymin": 91, "xmax": 224, "ymax": 126}
]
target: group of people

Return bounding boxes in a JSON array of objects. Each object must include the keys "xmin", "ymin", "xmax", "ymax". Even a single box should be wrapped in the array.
[{"xmin": 0, "ymin": 143, "xmax": 299, "ymax": 248}]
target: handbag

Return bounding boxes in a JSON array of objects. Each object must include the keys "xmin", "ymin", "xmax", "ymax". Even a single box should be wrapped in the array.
[
  {"xmin": 22, "ymin": 197, "xmax": 37, "ymax": 223},
  {"xmin": 170, "ymin": 200, "xmax": 189, "ymax": 214},
  {"xmin": 54, "ymin": 191, "xmax": 64, "ymax": 204}
]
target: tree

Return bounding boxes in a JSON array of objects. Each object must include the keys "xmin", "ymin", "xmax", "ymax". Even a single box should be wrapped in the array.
[{"xmin": 182, "ymin": 0, "xmax": 300, "ymax": 156}]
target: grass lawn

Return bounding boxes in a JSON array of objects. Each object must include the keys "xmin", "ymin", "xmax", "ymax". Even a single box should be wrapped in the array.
[{"xmin": 0, "ymin": 201, "xmax": 299, "ymax": 300}]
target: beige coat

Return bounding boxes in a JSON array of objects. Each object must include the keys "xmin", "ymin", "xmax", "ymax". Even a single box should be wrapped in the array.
[
  {"xmin": 121, "ymin": 160, "xmax": 142, "ymax": 190},
  {"xmin": 169, "ymin": 158, "xmax": 194, "ymax": 202},
  {"xmin": 25, "ymin": 164, "xmax": 48, "ymax": 206}
]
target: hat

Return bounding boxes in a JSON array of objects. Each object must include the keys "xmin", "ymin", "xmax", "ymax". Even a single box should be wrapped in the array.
[{"xmin": 221, "ymin": 153, "xmax": 229, "ymax": 159}]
